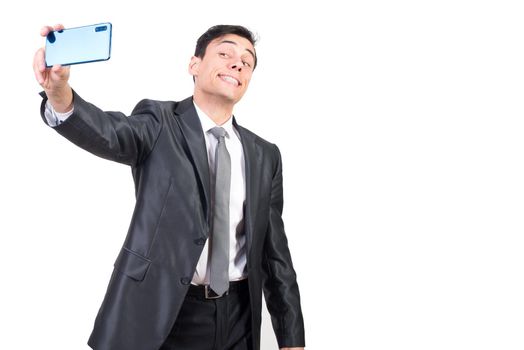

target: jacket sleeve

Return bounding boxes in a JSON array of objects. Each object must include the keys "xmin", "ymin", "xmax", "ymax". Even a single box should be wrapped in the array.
[
  {"xmin": 262, "ymin": 144, "xmax": 306, "ymax": 348},
  {"xmin": 39, "ymin": 90, "xmax": 163, "ymax": 167}
]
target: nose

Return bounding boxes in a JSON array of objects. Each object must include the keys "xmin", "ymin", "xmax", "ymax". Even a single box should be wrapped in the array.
[{"xmin": 229, "ymin": 60, "xmax": 243, "ymax": 72}]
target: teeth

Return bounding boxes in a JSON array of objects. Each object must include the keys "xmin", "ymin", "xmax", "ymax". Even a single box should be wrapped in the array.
[{"xmin": 220, "ymin": 75, "xmax": 239, "ymax": 86}]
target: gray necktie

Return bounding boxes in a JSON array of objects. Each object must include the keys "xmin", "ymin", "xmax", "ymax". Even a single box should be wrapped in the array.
[{"xmin": 209, "ymin": 127, "xmax": 231, "ymax": 296}]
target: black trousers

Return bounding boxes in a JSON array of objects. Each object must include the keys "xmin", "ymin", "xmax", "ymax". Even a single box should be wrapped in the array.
[{"xmin": 160, "ymin": 280, "xmax": 253, "ymax": 350}]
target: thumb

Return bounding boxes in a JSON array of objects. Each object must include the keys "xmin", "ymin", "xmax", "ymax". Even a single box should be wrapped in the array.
[{"xmin": 51, "ymin": 64, "xmax": 69, "ymax": 78}]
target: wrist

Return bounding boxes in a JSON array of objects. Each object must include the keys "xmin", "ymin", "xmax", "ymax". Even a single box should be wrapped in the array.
[{"xmin": 47, "ymin": 85, "xmax": 73, "ymax": 113}]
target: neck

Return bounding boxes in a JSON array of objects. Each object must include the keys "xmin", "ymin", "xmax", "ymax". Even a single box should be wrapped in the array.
[{"xmin": 193, "ymin": 90, "xmax": 235, "ymax": 126}]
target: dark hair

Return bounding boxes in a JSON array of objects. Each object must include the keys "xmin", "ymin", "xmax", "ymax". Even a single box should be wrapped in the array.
[{"xmin": 195, "ymin": 25, "xmax": 258, "ymax": 69}]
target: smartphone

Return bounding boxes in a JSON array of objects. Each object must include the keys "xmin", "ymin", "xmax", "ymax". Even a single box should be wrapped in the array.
[{"xmin": 45, "ymin": 23, "xmax": 112, "ymax": 67}]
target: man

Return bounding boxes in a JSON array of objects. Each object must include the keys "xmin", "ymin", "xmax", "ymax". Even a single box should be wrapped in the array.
[{"xmin": 33, "ymin": 24, "xmax": 305, "ymax": 350}]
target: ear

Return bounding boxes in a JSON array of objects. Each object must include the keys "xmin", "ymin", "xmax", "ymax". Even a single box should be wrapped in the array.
[{"xmin": 188, "ymin": 56, "xmax": 201, "ymax": 78}]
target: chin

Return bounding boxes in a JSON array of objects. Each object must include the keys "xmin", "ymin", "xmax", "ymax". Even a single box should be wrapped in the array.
[{"xmin": 218, "ymin": 91, "xmax": 243, "ymax": 104}]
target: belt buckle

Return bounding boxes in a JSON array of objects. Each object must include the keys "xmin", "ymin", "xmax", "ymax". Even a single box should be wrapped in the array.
[{"xmin": 205, "ymin": 285, "xmax": 226, "ymax": 299}]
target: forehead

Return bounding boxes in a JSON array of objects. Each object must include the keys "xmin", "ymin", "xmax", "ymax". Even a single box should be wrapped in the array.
[{"xmin": 209, "ymin": 34, "xmax": 255, "ymax": 54}]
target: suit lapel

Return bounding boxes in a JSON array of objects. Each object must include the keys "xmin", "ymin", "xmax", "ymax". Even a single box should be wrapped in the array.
[
  {"xmin": 234, "ymin": 118, "xmax": 262, "ymax": 255},
  {"xmin": 174, "ymin": 101, "xmax": 261, "ymax": 251},
  {"xmin": 175, "ymin": 97, "xmax": 212, "ymax": 224}
]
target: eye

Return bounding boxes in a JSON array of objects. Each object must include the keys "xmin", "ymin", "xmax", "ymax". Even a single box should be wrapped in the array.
[
  {"xmin": 219, "ymin": 52, "xmax": 228, "ymax": 58},
  {"xmin": 242, "ymin": 61, "xmax": 252, "ymax": 68}
]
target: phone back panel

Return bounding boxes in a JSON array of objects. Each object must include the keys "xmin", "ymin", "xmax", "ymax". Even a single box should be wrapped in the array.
[{"xmin": 45, "ymin": 23, "xmax": 112, "ymax": 67}]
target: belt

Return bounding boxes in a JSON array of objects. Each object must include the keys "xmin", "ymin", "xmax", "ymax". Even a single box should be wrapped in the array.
[{"xmin": 187, "ymin": 279, "xmax": 248, "ymax": 300}]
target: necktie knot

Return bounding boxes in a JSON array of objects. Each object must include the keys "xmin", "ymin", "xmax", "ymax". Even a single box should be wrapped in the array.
[{"xmin": 209, "ymin": 126, "xmax": 228, "ymax": 141}]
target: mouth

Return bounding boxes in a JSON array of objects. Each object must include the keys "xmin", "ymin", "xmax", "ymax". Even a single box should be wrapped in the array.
[{"xmin": 218, "ymin": 74, "xmax": 241, "ymax": 87}]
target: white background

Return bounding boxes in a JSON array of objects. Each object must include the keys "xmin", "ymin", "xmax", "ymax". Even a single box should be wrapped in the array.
[{"xmin": 1, "ymin": 0, "xmax": 524, "ymax": 349}]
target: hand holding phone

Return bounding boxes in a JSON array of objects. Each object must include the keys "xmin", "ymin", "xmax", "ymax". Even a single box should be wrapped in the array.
[
  {"xmin": 33, "ymin": 24, "xmax": 73, "ymax": 113},
  {"xmin": 45, "ymin": 23, "xmax": 112, "ymax": 67}
]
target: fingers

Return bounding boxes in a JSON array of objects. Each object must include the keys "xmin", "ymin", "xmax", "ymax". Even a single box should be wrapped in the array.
[
  {"xmin": 33, "ymin": 47, "xmax": 46, "ymax": 84},
  {"xmin": 35, "ymin": 24, "xmax": 68, "ymax": 87},
  {"xmin": 52, "ymin": 64, "xmax": 68, "ymax": 77},
  {"xmin": 40, "ymin": 23, "xmax": 65, "ymax": 37},
  {"xmin": 40, "ymin": 26, "xmax": 49, "ymax": 37},
  {"xmin": 52, "ymin": 64, "xmax": 71, "ymax": 82},
  {"xmin": 40, "ymin": 26, "xmax": 53, "ymax": 37},
  {"xmin": 37, "ymin": 47, "xmax": 46, "ymax": 72}
]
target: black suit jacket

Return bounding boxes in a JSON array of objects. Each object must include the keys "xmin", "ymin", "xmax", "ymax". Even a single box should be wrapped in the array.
[{"xmin": 40, "ymin": 91, "xmax": 305, "ymax": 350}]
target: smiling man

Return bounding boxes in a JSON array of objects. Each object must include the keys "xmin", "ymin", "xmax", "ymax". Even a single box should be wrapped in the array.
[{"xmin": 33, "ymin": 24, "xmax": 305, "ymax": 350}]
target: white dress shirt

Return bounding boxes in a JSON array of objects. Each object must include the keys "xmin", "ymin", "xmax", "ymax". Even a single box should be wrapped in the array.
[
  {"xmin": 44, "ymin": 101, "xmax": 73, "ymax": 126},
  {"xmin": 192, "ymin": 101, "xmax": 247, "ymax": 285},
  {"xmin": 44, "ymin": 100, "xmax": 248, "ymax": 285}
]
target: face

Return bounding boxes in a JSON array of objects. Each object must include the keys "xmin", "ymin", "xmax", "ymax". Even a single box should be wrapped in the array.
[{"xmin": 189, "ymin": 34, "xmax": 256, "ymax": 104}]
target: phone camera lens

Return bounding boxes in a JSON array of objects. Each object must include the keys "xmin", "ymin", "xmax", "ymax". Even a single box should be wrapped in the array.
[{"xmin": 47, "ymin": 32, "xmax": 56, "ymax": 43}]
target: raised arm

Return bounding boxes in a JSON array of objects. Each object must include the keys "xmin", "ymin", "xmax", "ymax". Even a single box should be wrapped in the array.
[{"xmin": 33, "ymin": 25, "xmax": 162, "ymax": 166}]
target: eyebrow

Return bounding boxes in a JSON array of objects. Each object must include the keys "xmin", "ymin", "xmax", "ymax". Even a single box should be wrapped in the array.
[{"xmin": 218, "ymin": 40, "xmax": 256, "ymax": 62}]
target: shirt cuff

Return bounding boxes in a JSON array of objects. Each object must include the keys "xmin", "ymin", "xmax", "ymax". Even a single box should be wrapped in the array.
[{"xmin": 44, "ymin": 101, "xmax": 74, "ymax": 127}]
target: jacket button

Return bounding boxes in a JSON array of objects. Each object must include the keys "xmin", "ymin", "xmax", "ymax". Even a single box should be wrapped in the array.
[
  {"xmin": 180, "ymin": 277, "xmax": 191, "ymax": 285},
  {"xmin": 194, "ymin": 237, "xmax": 206, "ymax": 245}
]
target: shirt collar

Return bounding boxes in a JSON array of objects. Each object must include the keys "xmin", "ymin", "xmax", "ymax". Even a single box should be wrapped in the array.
[{"xmin": 193, "ymin": 100, "xmax": 235, "ymax": 138}]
